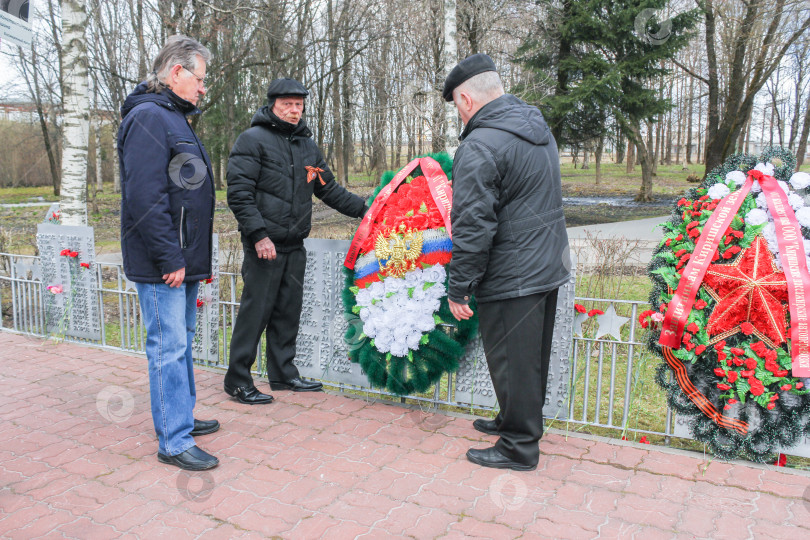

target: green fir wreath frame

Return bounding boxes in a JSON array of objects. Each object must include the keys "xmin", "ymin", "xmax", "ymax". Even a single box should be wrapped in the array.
[
  {"xmin": 342, "ymin": 152, "xmax": 479, "ymax": 396},
  {"xmin": 646, "ymin": 146, "xmax": 810, "ymax": 462}
]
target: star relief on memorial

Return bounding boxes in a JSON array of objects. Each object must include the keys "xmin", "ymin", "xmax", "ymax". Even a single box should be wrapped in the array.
[{"xmin": 701, "ymin": 235, "xmax": 789, "ymax": 348}]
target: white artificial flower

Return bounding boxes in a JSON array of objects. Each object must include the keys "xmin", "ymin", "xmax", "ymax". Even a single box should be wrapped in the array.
[
  {"xmin": 384, "ymin": 277, "xmax": 407, "ymax": 295},
  {"xmin": 797, "ymin": 207, "xmax": 810, "ymax": 228},
  {"xmin": 363, "ymin": 318, "xmax": 378, "ymax": 338},
  {"xmin": 423, "ymin": 264, "xmax": 446, "ymax": 284},
  {"xmin": 389, "ymin": 340, "xmax": 409, "ymax": 358},
  {"xmin": 707, "ymin": 183, "xmax": 730, "ymax": 200},
  {"xmin": 404, "ymin": 268, "xmax": 423, "ymax": 287},
  {"xmin": 367, "ymin": 280, "xmax": 384, "ymax": 299},
  {"xmin": 750, "ymin": 180, "xmax": 762, "ymax": 193},
  {"xmin": 763, "ymin": 222, "xmax": 779, "ymax": 255},
  {"xmin": 416, "ymin": 315, "xmax": 436, "ymax": 332},
  {"xmin": 756, "ymin": 192, "xmax": 768, "ymax": 209},
  {"xmin": 745, "ymin": 208, "xmax": 769, "ymax": 226},
  {"xmin": 355, "ymin": 288, "xmax": 372, "ymax": 307},
  {"xmin": 803, "ymin": 239, "xmax": 810, "ymax": 256},
  {"xmin": 778, "ymin": 180, "xmax": 790, "ymax": 195},
  {"xmin": 726, "ymin": 170, "xmax": 747, "ymax": 186},
  {"xmin": 790, "ymin": 171, "xmax": 810, "ymax": 190},
  {"xmin": 755, "ymin": 162, "xmax": 775, "ymax": 176},
  {"xmin": 405, "ymin": 331, "xmax": 422, "ymax": 349},
  {"xmin": 789, "ymin": 192, "xmax": 805, "ymax": 211},
  {"xmin": 359, "ymin": 307, "xmax": 370, "ymax": 322}
]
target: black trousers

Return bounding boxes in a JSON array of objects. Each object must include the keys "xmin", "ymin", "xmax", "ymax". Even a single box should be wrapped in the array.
[
  {"xmin": 225, "ymin": 245, "xmax": 307, "ymax": 388},
  {"xmin": 477, "ymin": 288, "xmax": 559, "ymax": 466}
]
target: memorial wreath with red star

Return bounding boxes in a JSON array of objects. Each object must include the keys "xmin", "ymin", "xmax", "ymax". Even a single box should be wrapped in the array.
[{"xmin": 646, "ymin": 147, "xmax": 810, "ymax": 462}]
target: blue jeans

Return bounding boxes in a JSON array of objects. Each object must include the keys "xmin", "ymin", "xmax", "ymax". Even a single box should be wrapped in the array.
[{"xmin": 136, "ymin": 281, "xmax": 199, "ymax": 456}]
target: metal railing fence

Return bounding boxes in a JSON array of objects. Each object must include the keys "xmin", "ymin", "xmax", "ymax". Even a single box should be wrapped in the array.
[{"xmin": 0, "ymin": 252, "xmax": 678, "ymax": 441}]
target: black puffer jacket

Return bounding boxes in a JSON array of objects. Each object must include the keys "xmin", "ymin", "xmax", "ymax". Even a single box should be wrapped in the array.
[
  {"xmin": 449, "ymin": 94, "xmax": 571, "ymax": 303},
  {"xmin": 227, "ymin": 107, "xmax": 366, "ymax": 251}
]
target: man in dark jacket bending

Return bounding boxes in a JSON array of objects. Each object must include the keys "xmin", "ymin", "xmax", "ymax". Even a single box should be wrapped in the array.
[
  {"xmin": 443, "ymin": 54, "xmax": 571, "ymax": 471},
  {"xmin": 224, "ymin": 78, "xmax": 367, "ymax": 404}
]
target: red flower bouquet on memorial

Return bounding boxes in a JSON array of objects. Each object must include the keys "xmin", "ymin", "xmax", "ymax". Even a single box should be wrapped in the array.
[
  {"xmin": 647, "ymin": 148, "xmax": 810, "ymax": 461},
  {"xmin": 342, "ymin": 153, "xmax": 478, "ymax": 395}
]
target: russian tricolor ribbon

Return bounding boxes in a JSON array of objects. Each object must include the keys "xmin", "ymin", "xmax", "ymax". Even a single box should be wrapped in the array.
[{"xmin": 344, "ymin": 157, "xmax": 452, "ymax": 270}]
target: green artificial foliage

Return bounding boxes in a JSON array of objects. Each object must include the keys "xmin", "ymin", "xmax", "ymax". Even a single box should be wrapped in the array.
[
  {"xmin": 343, "ymin": 152, "xmax": 479, "ymax": 395},
  {"xmin": 646, "ymin": 148, "xmax": 810, "ymax": 462}
]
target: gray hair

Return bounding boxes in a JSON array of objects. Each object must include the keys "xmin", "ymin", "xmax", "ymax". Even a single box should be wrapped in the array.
[
  {"xmin": 453, "ymin": 71, "xmax": 504, "ymax": 103},
  {"xmin": 146, "ymin": 34, "xmax": 211, "ymax": 93}
]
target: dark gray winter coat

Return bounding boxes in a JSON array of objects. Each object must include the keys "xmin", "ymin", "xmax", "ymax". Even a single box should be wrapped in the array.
[{"xmin": 449, "ymin": 94, "xmax": 571, "ymax": 303}]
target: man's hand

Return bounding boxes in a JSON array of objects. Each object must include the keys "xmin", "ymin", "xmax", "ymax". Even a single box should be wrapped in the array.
[
  {"xmin": 449, "ymin": 299, "xmax": 473, "ymax": 321},
  {"xmin": 255, "ymin": 238, "xmax": 277, "ymax": 260},
  {"xmin": 163, "ymin": 267, "xmax": 185, "ymax": 288}
]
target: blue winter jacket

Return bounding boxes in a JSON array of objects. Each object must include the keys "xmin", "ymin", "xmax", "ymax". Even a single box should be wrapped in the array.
[{"xmin": 118, "ymin": 82, "xmax": 215, "ymax": 282}]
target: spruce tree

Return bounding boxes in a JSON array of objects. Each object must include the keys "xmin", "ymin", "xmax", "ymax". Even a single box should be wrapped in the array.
[{"xmin": 522, "ymin": 1, "xmax": 699, "ymax": 201}]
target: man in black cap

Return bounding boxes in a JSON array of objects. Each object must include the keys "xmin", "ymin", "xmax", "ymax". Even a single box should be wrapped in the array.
[
  {"xmin": 444, "ymin": 54, "xmax": 571, "ymax": 471},
  {"xmin": 224, "ymin": 77, "xmax": 368, "ymax": 404}
]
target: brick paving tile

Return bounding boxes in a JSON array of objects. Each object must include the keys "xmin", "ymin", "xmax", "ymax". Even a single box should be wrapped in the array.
[
  {"xmin": 3, "ymin": 332, "xmax": 810, "ymax": 539},
  {"xmin": 445, "ymin": 516, "xmax": 523, "ymax": 539}
]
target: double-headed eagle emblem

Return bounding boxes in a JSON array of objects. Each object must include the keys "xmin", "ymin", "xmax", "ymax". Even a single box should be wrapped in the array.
[{"xmin": 374, "ymin": 223, "xmax": 424, "ymax": 278}]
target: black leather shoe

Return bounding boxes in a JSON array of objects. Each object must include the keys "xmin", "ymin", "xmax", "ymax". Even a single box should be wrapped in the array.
[
  {"xmin": 190, "ymin": 419, "xmax": 220, "ymax": 436},
  {"xmin": 466, "ymin": 446, "xmax": 537, "ymax": 471},
  {"xmin": 224, "ymin": 384, "xmax": 274, "ymax": 404},
  {"xmin": 473, "ymin": 418, "xmax": 499, "ymax": 436},
  {"xmin": 269, "ymin": 377, "xmax": 323, "ymax": 392},
  {"xmin": 157, "ymin": 445, "xmax": 219, "ymax": 471}
]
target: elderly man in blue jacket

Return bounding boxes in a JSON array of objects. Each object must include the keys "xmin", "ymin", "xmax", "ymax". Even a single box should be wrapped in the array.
[{"xmin": 119, "ymin": 35, "xmax": 219, "ymax": 471}]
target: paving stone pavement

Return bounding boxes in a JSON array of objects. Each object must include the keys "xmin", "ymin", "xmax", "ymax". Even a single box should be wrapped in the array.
[{"xmin": 1, "ymin": 332, "xmax": 809, "ymax": 539}]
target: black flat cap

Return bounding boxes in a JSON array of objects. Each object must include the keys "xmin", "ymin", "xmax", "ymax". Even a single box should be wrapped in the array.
[
  {"xmin": 442, "ymin": 53, "xmax": 497, "ymax": 102},
  {"xmin": 267, "ymin": 78, "xmax": 309, "ymax": 101}
]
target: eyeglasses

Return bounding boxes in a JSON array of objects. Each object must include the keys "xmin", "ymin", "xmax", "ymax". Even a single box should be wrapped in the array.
[{"xmin": 182, "ymin": 66, "xmax": 207, "ymax": 88}]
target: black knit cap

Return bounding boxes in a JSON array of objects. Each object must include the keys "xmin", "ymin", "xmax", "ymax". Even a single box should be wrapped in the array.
[
  {"xmin": 266, "ymin": 77, "xmax": 309, "ymax": 101},
  {"xmin": 442, "ymin": 53, "xmax": 497, "ymax": 102}
]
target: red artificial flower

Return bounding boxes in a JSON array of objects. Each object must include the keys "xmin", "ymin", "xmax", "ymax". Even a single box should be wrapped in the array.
[
  {"xmin": 714, "ymin": 368, "xmax": 726, "ymax": 377},
  {"xmin": 674, "ymin": 249, "xmax": 688, "ymax": 258},
  {"xmin": 665, "ymin": 238, "xmax": 672, "ymax": 247},
  {"xmin": 728, "ymin": 399, "xmax": 737, "ymax": 404},
  {"xmin": 682, "ymin": 332, "xmax": 692, "ymax": 344},
  {"xmin": 740, "ymin": 322, "xmax": 755, "ymax": 336},
  {"xmin": 687, "ymin": 322, "xmax": 699, "ymax": 333},
  {"xmin": 774, "ymin": 453, "xmax": 787, "ymax": 467},
  {"xmin": 733, "ymin": 357, "xmax": 743, "ymax": 366},
  {"xmin": 574, "ymin": 304, "xmax": 587, "ymax": 314},
  {"xmin": 675, "ymin": 234, "xmax": 683, "ymax": 241},
  {"xmin": 767, "ymin": 403, "xmax": 775, "ymax": 410},
  {"xmin": 749, "ymin": 378, "xmax": 765, "ymax": 396},
  {"xmin": 79, "ymin": 262, "xmax": 90, "ymax": 269},
  {"xmin": 770, "ymin": 394, "xmax": 779, "ymax": 402},
  {"xmin": 659, "ymin": 303, "xmax": 668, "ymax": 313},
  {"xmin": 60, "ymin": 249, "xmax": 70, "ymax": 256},
  {"xmin": 727, "ymin": 371, "xmax": 738, "ymax": 383},
  {"xmin": 588, "ymin": 309, "xmax": 604, "ymax": 317},
  {"xmin": 744, "ymin": 358, "xmax": 758, "ymax": 370},
  {"xmin": 730, "ymin": 347, "xmax": 745, "ymax": 356},
  {"xmin": 677, "ymin": 198, "xmax": 689, "ymax": 207},
  {"xmin": 69, "ymin": 251, "xmax": 78, "ymax": 258},
  {"xmin": 726, "ymin": 359, "xmax": 733, "ymax": 367},
  {"xmin": 775, "ymin": 370, "xmax": 789, "ymax": 377},
  {"xmin": 717, "ymin": 383, "xmax": 731, "ymax": 391},
  {"xmin": 796, "ymin": 382, "xmax": 804, "ymax": 389},
  {"xmin": 621, "ymin": 436, "xmax": 628, "ymax": 441},
  {"xmin": 684, "ymin": 342, "xmax": 695, "ymax": 351},
  {"xmin": 695, "ymin": 345, "xmax": 706, "ymax": 355},
  {"xmin": 781, "ymin": 384, "xmax": 792, "ymax": 391},
  {"xmin": 196, "ymin": 299, "xmax": 204, "ymax": 308},
  {"xmin": 694, "ymin": 299, "xmax": 707, "ymax": 310},
  {"xmin": 639, "ymin": 436, "xmax": 650, "ymax": 444},
  {"xmin": 741, "ymin": 369, "xmax": 755, "ymax": 378},
  {"xmin": 724, "ymin": 404, "xmax": 731, "ymax": 410},
  {"xmin": 713, "ymin": 340, "xmax": 726, "ymax": 351}
]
